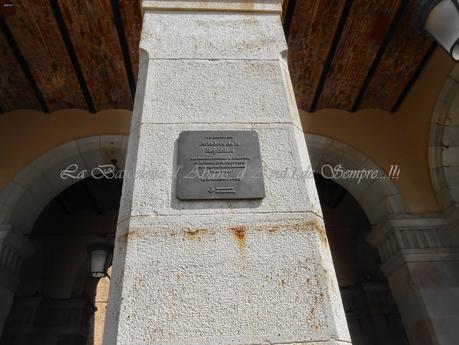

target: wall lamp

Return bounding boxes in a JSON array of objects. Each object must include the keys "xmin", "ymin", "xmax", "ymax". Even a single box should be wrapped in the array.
[
  {"xmin": 88, "ymin": 243, "xmax": 113, "ymax": 279},
  {"xmin": 422, "ymin": 0, "xmax": 459, "ymax": 61}
]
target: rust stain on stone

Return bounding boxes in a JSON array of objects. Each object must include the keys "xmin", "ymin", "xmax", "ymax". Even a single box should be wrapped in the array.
[
  {"xmin": 310, "ymin": 220, "xmax": 328, "ymax": 247},
  {"xmin": 267, "ymin": 224, "xmax": 280, "ymax": 233},
  {"xmin": 184, "ymin": 228, "xmax": 208, "ymax": 240},
  {"xmin": 116, "ymin": 232, "xmax": 129, "ymax": 244},
  {"xmin": 230, "ymin": 226, "xmax": 247, "ymax": 252}
]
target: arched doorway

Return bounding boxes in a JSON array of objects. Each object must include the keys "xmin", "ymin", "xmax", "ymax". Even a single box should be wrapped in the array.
[
  {"xmin": 0, "ymin": 176, "xmax": 121, "ymax": 345},
  {"xmin": 315, "ymin": 174, "xmax": 409, "ymax": 345}
]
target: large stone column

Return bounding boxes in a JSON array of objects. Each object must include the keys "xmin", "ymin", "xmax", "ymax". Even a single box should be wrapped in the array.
[
  {"xmin": 104, "ymin": 1, "xmax": 350, "ymax": 344},
  {"xmin": 368, "ymin": 210, "xmax": 459, "ymax": 345}
]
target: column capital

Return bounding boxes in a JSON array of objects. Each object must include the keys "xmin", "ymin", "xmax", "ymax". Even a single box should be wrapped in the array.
[
  {"xmin": 367, "ymin": 210, "xmax": 459, "ymax": 276},
  {"xmin": 142, "ymin": 0, "xmax": 282, "ymax": 13}
]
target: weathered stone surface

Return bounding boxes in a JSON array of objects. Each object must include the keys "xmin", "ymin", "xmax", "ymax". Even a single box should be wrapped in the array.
[
  {"xmin": 442, "ymin": 146, "xmax": 459, "ymax": 166},
  {"xmin": 104, "ymin": 1, "xmax": 350, "ymax": 344},
  {"xmin": 368, "ymin": 213, "xmax": 459, "ymax": 345},
  {"xmin": 140, "ymin": 12, "xmax": 286, "ymax": 60},
  {"xmin": 108, "ymin": 213, "xmax": 348, "ymax": 345},
  {"xmin": 141, "ymin": 59, "xmax": 301, "ymax": 127},
  {"xmin": 117, "ymin": 124, "xmax": 320, "ymax": 223}
]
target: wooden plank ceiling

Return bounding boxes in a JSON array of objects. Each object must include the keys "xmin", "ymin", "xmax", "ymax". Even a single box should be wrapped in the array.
[
  {"xmin": 286, "ymin": 0, "xmax": 435, "ymax": 113},
  {"xmin": 0, "ymin": 0, "xmax": 434, "ymax": 114},
  {"xmin": 0, "ymin": 0, "xmax": 141, "ymax": 113}
]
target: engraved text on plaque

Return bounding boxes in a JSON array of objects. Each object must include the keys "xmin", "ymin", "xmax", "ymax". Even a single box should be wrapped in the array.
[{"xmin": 176, "ymin": 130, "xmax": 265, "ymax": 200}]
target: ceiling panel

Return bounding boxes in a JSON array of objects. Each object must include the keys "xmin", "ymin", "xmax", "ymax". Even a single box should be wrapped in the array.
[
  {"xmin": 358, "ymin": 0, "xmax": 434, "ymax": 112},
  {"xmin": 3, "ymin": 0, "xmax": 87, "ymax": 111},
  {"xmin": 316, "ymin": 0, "xmax": 402, "ymax": 112},
  {"xmin": 57, "ymin": 0, "xmax": 132, "ymax": 111},
  {"xmin": 119, "ymin": 0, "xmax": 142, "ymax": 78},
  {"xmin": 0, "ymin": 0, "xmax": 440, "ymax": 114},
  {"xmin": 0, "ymin": 25, "xmax": 40, "ymax": 112},
  {"xmin": 288, "ymin": 0, "xmax": 347, "ymax": 111}
]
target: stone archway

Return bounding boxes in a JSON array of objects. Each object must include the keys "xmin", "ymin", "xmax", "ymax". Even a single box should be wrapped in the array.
[
  {"xmin": 429, "ymin": 64, "xmax": 459, "ymax": 210},
  {"xmin": 0, "ymin": 135, "xmax": 128, "ymax": 234},
  {"xmin": 305, "ymin": 133, "xmax": 405, "ymax": 225},
  {"xmin": 0, "ymin": 135, "xmax": 128, "ymax": 340}
]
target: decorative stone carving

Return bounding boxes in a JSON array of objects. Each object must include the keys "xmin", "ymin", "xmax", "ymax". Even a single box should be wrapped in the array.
[
  {"xmin": 367, "ymin": 211, "xmax": 459, "ymax": 275},
  {"xmin": 367, "ymin": 210, "xmax": 459, "ymax": 345}
]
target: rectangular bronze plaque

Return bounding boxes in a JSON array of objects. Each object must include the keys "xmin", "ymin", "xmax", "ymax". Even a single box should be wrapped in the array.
[{"xmin": 176, "ymin": 130, "xmax": 265, "ymax": 200}]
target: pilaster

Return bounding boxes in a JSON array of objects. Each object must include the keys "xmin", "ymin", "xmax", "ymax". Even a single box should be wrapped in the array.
[{"xmin": 368, "ymin": 209, "xmax": 459, "ymax": 345}]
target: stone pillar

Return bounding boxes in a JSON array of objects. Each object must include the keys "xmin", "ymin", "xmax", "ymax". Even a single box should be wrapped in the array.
[
  {"xmin": 104, "ymin": 1, "xmax": 350, "ymax": 344},
  {"xmin": 368, "ymin": 211, "xmax": 459, "ymax": 345},
  {"xmin": 0, "ymin": 224, "xmax": 33, "ymax": 338}
]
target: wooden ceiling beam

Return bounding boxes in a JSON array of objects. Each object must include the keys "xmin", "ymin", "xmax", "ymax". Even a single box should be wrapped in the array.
[
  {"xmin": 0, "ymin": 0, "xmax": 439, "ymax": 114},
  {"xmin": 57, "ymin": 0, "xmax": 132, "ymax": 111},
  {"xmin": 0, "ymin": 16, "xmax": 43, "ymax": 112},
  {"xmin": 309, "ymin": 0, "xmax": 353, "ymax": 112},
  {"xmin": 288, "ymin": 0, "xmax": 349, "ymax": 112},
  {"xmin": 282, "ymin": 0, "xmax": 297, "ymax": 40},
  {"xmin": 119, "ymin": 0, "xmax": 142, "ymax": 79},
  {"xmin": 351, "ymin": 0, "xmax": 408, "ymax": 112},
  {"xmin": 281, "ymin": 0, "xmax": 290, "ymax": 26},
  {"xmin": 2, "ymin": 0, "xmax": 88, "ymax": 112},
  {"xmin": 111, "ymin": 0, "xmax": 136, "ymax": 100},
  {"xmin": 358, "ymin": 0, "xmax": 435, "ymax": 112},
  {"xmin": 50, "ymin": 0, "xmax": 96, "ymax": 113},
  {"xmin": 391, "ymin": 42, "xmax": 436, "ymax": 112},
  {"xmin": 316, "ymin": 0, "xmax": 402, "ymax": 112}
]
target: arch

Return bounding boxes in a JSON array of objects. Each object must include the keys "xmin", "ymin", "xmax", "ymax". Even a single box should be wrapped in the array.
[
  {"xmin": 0, "ymin": 135, "xmax": 128, "ymax": 234},
  {"xmin": 429, "ymin": 64, "xmax": 459, "ymax": 210},
  {"xmin": 305, "ymin": 133, "xmax": 405, "ymax": 225}
]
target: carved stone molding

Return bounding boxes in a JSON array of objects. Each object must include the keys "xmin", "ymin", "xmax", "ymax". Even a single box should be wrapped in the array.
[{"xmin": 367, "ymin": 208, "xmax": 459, "ymax": 276}]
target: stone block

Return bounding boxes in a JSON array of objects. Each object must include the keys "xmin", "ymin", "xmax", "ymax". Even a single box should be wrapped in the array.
[
  {"xmin": 108, "ymin": 212, "xmax": 350, "ymax": 345},
  {"xmin": 442, "ymin": 125, "xmax": 459, "ymax": 146},
  {"xmin": 140, "ymin": 59, "xmax": 301, "ymax": 128},
  {"xmin": 141, "ymin": 12, "xmax": 286, "ymax": 60},
  {"xmin": 122, "ymin": 124, "xmax": 318, "ymax": 218},
  {"xmin": 442, "ymin": 146, "xmax": 459, "ymax": 166}
]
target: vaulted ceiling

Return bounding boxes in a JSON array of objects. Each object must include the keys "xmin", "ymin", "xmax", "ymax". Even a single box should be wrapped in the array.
[{"xmin": 0, "ymin": 0, "xmax": 436, "ymax": 114}]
